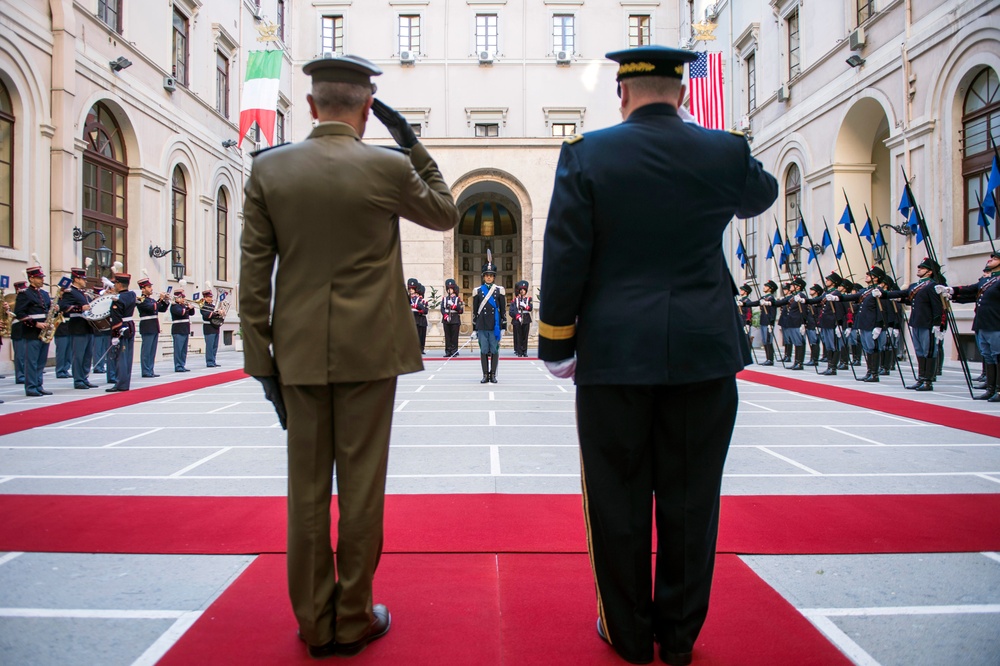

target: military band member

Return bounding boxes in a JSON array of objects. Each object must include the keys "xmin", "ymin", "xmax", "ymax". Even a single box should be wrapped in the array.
[
  {"xmin": 873, "ymin": 257, "xmax": 945, "ymax": 391},
  {"xmin": 60, "ymin": 268, "xmax": 96, "ymax": 389},
  {"xmin": 14, "ymin": 266, "xmax": 53, "ymax": 396},
  {"xmin": 747, "ymin": 280, "xmax": 778, "ymax": 365},
  {"xmin": 106, "ymin": 273, "xmax": 137, "ymax": 392},
  {"xmin": 937, "ymin": 251, "xmax": 1000, "ymax": 401},
  {"xmin": 200, "ymin": 289, "xmax": 222, "ymax": 368},
  {"xmin": 829, "ymin": 267, "xmax": 887, "ymax": 382},
  {"xmin": 10, "ymin": 280, "xmax": 27, "ymax": 384},
  {"xmin": 53, "ymin": 316, "xmax": 71, "ymax": 378},
  {"xmin": 170, "ymin": 290, "xmax": 196, "ymax": 372},
  {"xmin": 803, "ymin": 284, "xmax": 822, "ymax": 366},
  {"xmin": 440, "ymin": 278, "xmax": 464, "ymax": 357},
  {"xmin": 509, "ymin": 280, "xmax": 533, "ymax": 357},
  {"xmin": 136, "ymin": 277, "xmax": 169, "ymax": 377},
  {"xmin": 472, "ymin": 257, "xmax": 506, "ymax": 383},
  {"xmin": 776, "ymin": 277, "xmax": 806, "ymax": 370},
  {"xmin": 803, "ymin": 272, "xmax": 847, "ymax": 376}
]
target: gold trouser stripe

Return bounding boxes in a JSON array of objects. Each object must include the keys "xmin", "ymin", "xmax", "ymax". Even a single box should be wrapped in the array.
[
  {"xmin": 538, "ymin": 320, "xmax": 576, "ymax": 340},
  {"xmin": 578, "ymin": 422, "xmax": 609, "ymax": 645}
]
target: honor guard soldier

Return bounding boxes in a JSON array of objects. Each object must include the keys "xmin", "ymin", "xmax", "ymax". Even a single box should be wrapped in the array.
[
  {"xmin": 408, "ymin": 280, "xmax": 429, "ymax": 353},
  {"xmin": 937, "ymin": 251, "xmax": 1000, "ymax": 401},
  {"xmin": 170, "ymin": 290, "xmax": 196, "ymax": 372},
  {"xmin": 737, "ymin": 284, "xmax": 756, "ymax": 355},
  {"xmin": 14, "ymin": 265, "xmax": 54, "ymax": 396},
  {"xmin": 510, "ymin": 280, "xmax": 533, "ymax": 357},
  {"xmin": 537, "ymin": 45, "xmax": 778, "ymax": 665},
  {"xmin": 200, "ymin": 289, "xmax": 221, "ymax": 367},
  {"xmin": 440, "ymin": 278, "xmax": 464, "ymax": 357},
  {"xmin": 106, "ymin": 273, "xmax": 137, "ymax": 391},
  {"xmin": 473, "ymin": 254, "xmax": 506, "ymax": 383},
  {"xmin": 873, "ymin": 257, "xmax": 945, "ymax": 390},
  {"xmin": 830, "ymin": 267, "xmax": 887, "ymax": 382},
  {"xmin": 136, "ymin": 277, "xmax": 169, "ymax": 377},
  {"xmin": 60, "ymin": 268, "xmax": 97, "ymax": 389},
  {"xmin": 777, "ymin": 277, "xmax": 807, "ymax": 370},
  {"xmin": 804, "ymin": 284, "xmax": 822, "ymax": 366},
  {"xmin": 747, "ymin": 280, "xmax": 778, "ymax": 365},
  {"xmin": 804, "ymin": 272, "xmax": 847, "ymax": 375},
  {"xmin": 10, "ymin": 280, "xmax": 27, "ymax": 384}
]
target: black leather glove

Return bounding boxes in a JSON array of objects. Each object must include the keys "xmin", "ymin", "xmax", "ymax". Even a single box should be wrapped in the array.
[
  {"xmin": 254, "ymin": 376, "xmax": 288, "ymax": 430},
  {"xmin": 371, "ymin": 98, "xmax": 418, "ymax": 148}
]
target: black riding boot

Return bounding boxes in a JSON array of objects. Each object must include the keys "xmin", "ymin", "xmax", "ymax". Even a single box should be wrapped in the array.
[
  {"xmin": 837, "ymin": 346, "xmax": 850, "ymax": 370},
  {"xmin": 782, "ymin": 343, "xmax": 791, "ymax": 363},
  {"xmin": 480, "ymin": 354, "xmax": 490, "ymax": 383},
  {"xmin": 858, "ymin": 354, "xmax": 873, "ymax": 381},
  {"xmin": 974, "ymin": 363, "xmax": 997, "ymax": 400},
  {"xmin": 761, "ymin": 344, "xmax": 774, "ymax": 366},
  {"xmin": 820, "ymin": 355, "xmax": 837, "ymax": 376},
  {"xmin": 790, "ymin": 346, "xmax": 804, "ymax": 370},
  {"xmin": 489, "ymin": 354, "xmax": 498, "ymax": 383},
  {"xmin": 806, "ymin": 343, "xmax": 819, "ymax": 366},
  {"xmin": 907, "ymin": 357, "xmax": 927, "ymax": 390},
  {"xmin": 851, "ymin": 343, "xmax": 862, "ymax": 366},
  {"xmin": 863, "ymin": 354, "xmax": 880, "ymax": 382},
  {"xmin": 879, "ymin": 349, "xmax": 891, "ymax": 376}
]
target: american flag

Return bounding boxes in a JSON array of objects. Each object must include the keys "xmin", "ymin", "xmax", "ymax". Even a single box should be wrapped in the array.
[{"xmin": 688, "ymin": 52, "xmax": 725, "ymax": 130}]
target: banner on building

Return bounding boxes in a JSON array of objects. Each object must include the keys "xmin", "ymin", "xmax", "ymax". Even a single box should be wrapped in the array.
[
  {"xmin": 688, "ymin": 52, "xmax": 725, "ymax": 130},
  {"xmin": 239, "ymin": 50, "xmax": 284, "ymax": 148}
]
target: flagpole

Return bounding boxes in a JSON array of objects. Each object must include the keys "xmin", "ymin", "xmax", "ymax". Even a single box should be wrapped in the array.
[
  {"xmin": 975, "ymin": 189, "xmax": 998, "ymax": 254},
  {"xmin": 822, "ymin": 216, "xmax": 846, "ymax": 277},
  {"xmin": 769, "ymin": 219, "xmax": 790, "ymax": 368},
  {"xmin": 842, "ymin": 190, "xmax": 872, "ymax": 271},
  {"xmin": 796, "ymin": 208, "xmax": 836, "ymax": 375},
  {"xmin": 735, "ymin": 230, "xmax": 761, "ymax": 364}
]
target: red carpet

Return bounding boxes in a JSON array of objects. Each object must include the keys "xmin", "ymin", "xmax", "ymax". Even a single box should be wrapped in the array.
[
  {"xmin": 158, "ymin": 553, "xmax": 851, "ymax": 666},
  {"xmin": 0, "ymin": 369, "xmax": 248, "ymax": 436},
  {"xmin": 3, "ymin": 493, "xmax": 998, "ymax": 556},
  {"xmin": 739, "ymin": 369, "xmax": 1000, "ymax": 438}
]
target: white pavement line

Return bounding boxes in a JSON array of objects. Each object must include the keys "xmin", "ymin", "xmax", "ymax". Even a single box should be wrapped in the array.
[
  {"xmin": 169, "ymin": 448, "xmax": 233, "ymax": 477},
  {"xmin": 740, "ymin": 401, "xmax": 777, "ymax": 412},
  {"xmin": 981, "ymin": 552, "xmax": 1000, "ymax": 565},
  {"xmin": 489, "ymin": 411, "xmax": 497, "ymax": 426},
  {"xmin": 802, "ymin": 604, "xmax": 1000, "ymax": 616},
  {"xmin": 490, "ymin": 446, "xmax": 501, "ymax": 475},
  {"xmin": 558, "ymin": 385, "xmax": 568, "ymax": 393},
  {"xmin": 131, "ymin": 610, "xmax": 204, "ymax": 666},
  {"xmin": 103, "ymin": 428, "xmax": 164, "ymax": 448},
  {"xmin": 489, "ymin": 392, "xmax": 495, "ymax": 401},
  {"xmin": 157, "ymin": 394, "xmax": 191, "ymax": 404},
  {"xmin": 822, "ymin": 426, "xmax": 886, "ymax": 446},
  {"xmin": 414, "ymin": 385, "xmax": 425, "ymax": 392},
  {"xmin": 58, "ymin": 414, "xmax": 111, "ymax": 428},
  {"xmin": 756, "ymin": 447, "xmax": 822, "ymax": 475},
  {"xmin": 868, "ymin": 411, "xmax": 921, "ymax": 424},
  {"xmin": 394, "ymin": 400, "xmax": 410, "ymax": 413},
  {"xmin": 208, "ymin": 402, "xmax": 241, "ymax": 414},
  {"xmin": 0, "ymin": 477, "xmax": 14, "ymax": 485},
  {"xmin": 802, "ymin": 614, "xmax": 881, "ymax": 666},
  {"xmin": 0, "ymin": 552, "xmax": 23, "ymax": 567},
  {"xmin": 0, "ymin": 608, "xmax": 191, "ymax": 619},
  {"xmin": 974, "ymin": 473, "xmax": 1000, "ymax": 485},
  {"xmin": 387, "ymin": 473, "xmax": 578, "ymax": 478}
]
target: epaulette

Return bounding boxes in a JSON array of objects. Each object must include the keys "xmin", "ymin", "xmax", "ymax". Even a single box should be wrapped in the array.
[
  {"xmin": 249, "ymin": 144, "xmax": 281, "ymax": 159},
  {"xmin": 728, "ymin": 130, "xmax": 745, "ymax": 138},
  {"xmin": 564, "ymin": 134, "xmax": 584, "ymax": 145},
  {"xmin": 375, "ymin": 145, "xmax": 412, "ymax": 155}
]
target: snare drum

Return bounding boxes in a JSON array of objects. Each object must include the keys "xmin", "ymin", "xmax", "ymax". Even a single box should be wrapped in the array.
[{"xmin": 83, "ymin": 293, "xmax": 117, "ymax": 332}]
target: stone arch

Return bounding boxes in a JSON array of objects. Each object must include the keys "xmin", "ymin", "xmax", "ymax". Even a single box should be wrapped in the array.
[{"xmin": 76, "ymin": 92, "xmax": 142, "ymax": 168}]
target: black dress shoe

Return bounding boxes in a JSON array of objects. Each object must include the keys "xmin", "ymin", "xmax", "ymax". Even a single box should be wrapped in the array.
[
  {"xmin": 74, "ymin": 384, "xmax": 91, "ymax": 390},
  {"xmin": 820, "ymin": 368, "xmax": 837, "ymax": 376},
  {"xmin": 86, "ymin": 381, "xmax": 99, "ymax": 388},
  {"xmin": 25, "ymin": 391, "xmax": 44, "ymax": 397},
  {"xmin": 56, "ymin": 373, "xmax": 70, "ymax": 379},
  {"xmin": 334, "ymin": 604, "xmax": 391, "ymax": 656},
  {"xmin": 106, "ymin": 387, "xmax": 129, "ymax": 392},
  {"xmin": 863, "ymin": 374, "xmax": 880, "ymax": 382},
  {"xmin": 306, "ymin": 637, "xmax": 339, "ymax": 659},
  {"xmin": 759, "ymin": 360, "xmax": 773, "ymax": 366},
  {"xmin": 660, "ymin": 648, "xmax": 693, "ymax": 666},
  {"xmin": 38, "ymin": 389, "xmax": 53, "ymax": 395}
]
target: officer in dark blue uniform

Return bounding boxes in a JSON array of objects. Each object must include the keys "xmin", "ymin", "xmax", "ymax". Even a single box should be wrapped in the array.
[
  {"xmin": 136, "ymin": 276, "xmax": 169, "ymax": 377},
  {"xmin": 939, "ymin": 252, "xmax": 1000, "ymax": 400},
  {"xmin": 106, "ymin": 273, "xmax": 137, "ymax": 391},
  {"xmin": 472, "ymin": 256, "xmax": 506, "ymax": 383},
  {"xmin": 803, "ymin": 272, "xmax": 847, "ymax": 376},
  {"xmin": 14, "ymin": 265, "xmax": 54, "ymax": 396},
  {"xmin": 9, "ymin": 280, "xmax": 27, "ymax": 384},
  {"xmin": 170, "ymin": 290, "xmax": 196, "ymax": 372},
  {"xmin": 737, "ymin": 283, "xmax": 754, "ymax": 351},
  {"xmin": 200, "ymin": 289, "xmax": 221, "ymax": 367},
  {"xmin": 829, "ymin": 267, "xmax": 887, "ymax": 382},
  {"xmin": 509, "ymin": 279, "xmax": 532, "ymax": 357},
  {"xmin": 60, "ymin": 267, "xmax": 97, "ymax": 389},
  {"xmin": 538, "ymin": 45, "xmax": 777, "ymax": 666},
  {"xmin": 775, "ymin": 277, "xmax": 807, "ymax": 370},
  {"xmin": 748, "ymin": 280, "xmax": 778, "ymax": 365},
  {"xmin": 440, "ymin": 278, "xmax": 464, "ymax": 357}
]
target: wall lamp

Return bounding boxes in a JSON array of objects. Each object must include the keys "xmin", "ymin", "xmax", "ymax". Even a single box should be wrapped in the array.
[
  {"xmin": 72, "ymin": 227, "xmax": 113, "ymax": 270},
  {"xmin": 221, "ymin": 139, "xmax": 238, "ymax": 149},
  {"xmin": 846, "ymin": 54, "xmax": 866, "ymax": 68},
  {"xmin": 149, "ymin": 244, "xmax": 186, "ymax": 281},
  {"xmin": 109, "ymin": 56, "xmax": 133, "ymax": 72}
]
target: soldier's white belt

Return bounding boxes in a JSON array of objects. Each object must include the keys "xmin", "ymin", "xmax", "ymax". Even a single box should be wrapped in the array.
[
  {"xmin": 172, "ymin": 318, "xmax": 190, "ymax": 323},
  {"xmin": 69, "ymin": 313, "xmax": 84, "ymax": 318},
  {"xmin": 139, "ymin": 315, "xmax": 159, "ymax": 321},
  {"xmin": 26, "ymin": 314, "xmax": 47, "ymax": 319}
]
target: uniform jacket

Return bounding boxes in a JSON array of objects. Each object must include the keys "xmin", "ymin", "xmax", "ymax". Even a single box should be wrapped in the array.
[
  {"xmin": 201, "ymin": 302, "xmax": 221, "ymax": 336},
  {"xmin": 14, "ymin": 287, "xmax": 51, "ymax": 342},
  {"xmin": 136, "ymin": 295, "xmax": 169, "ymax": 335},
  {"xmin": 773, "ymin": 293, "xmax": 805, "ymax": 327},
  {"xmin": 472, "ymin": 285, "xmax": 507, "ymax": 332},
  {"xmin": 170, "ymin": 302, "xmax": 195, "ymax": 336},
  {"xmin": 440, "ymin": 294, "xmax": 464, "ymax": 325},
  {"xmin": 749, "ymin": 295, "xmax": 776, "ymax": 327},
  {"xmin": 880, "ymin": 280, "xmax": 944, "ymax": 329},
  {"xmin": 538, "ymin": 103, "xmax": 778, "ymax": 385},
  {"xmin": 109, "ymin": 291, "xmax": 137, "ymax": 337},
  {"xmin": 840, "ymin": 288, "xmax": 886, "ymax": 331},
  {"xmin": 240, "ymin": 122, "xmax": 459, "ymax": 384},
  {"xmin": 803, "ymin": 292, "xmax": 845, "ymax": 329},
  {"xmin": 410, "ymin": 295, "xmax": 429, "ymax": 327},
  {"xmin": 509, "ymin": 295, "xmax": 533, "ymax": 325},
  {"xmin": 60, "ymin": 286, "xmax": 93, "ymax": 336},
  {"xmin": 952, "ymin": 275, "xmax": 999, "ymax": 332},
  {"xmin": 738, "ymin": 297, "xmax": 753, "ymax": 325}
]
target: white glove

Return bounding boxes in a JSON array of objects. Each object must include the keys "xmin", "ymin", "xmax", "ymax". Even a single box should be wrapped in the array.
[
  {"xmin": 933, "ymin": 328, "xmax": 945, "ymax": 342},
  {"xmin": 111, "ymin": 336, "xmax": 120, "ymax": 346},
  {"xmin": 799, "ymin": 325, "xmax": 806, "ymax": 336},
  {"xmin": 794, "ymin": 294, "xmax": 805, "ymax": 303},
  {"xmin": 872, "ymin": 327, "xmax": 882, "ymax": 339},
  {"xmin": 935, "ymin": 285, "xmax": 953, "ymax": 297},
  {"xmin": 845, "ymin": 327, "xmax": 853, "ymax": 337},
  {"xmin": 871, "ymin": 288, "xmax": 883, "ymax": 298},
  {"xmin": 825, "ymin": 293, "xmax": 839, "ymax": 301},
  {"xmin": 545, "ymin": 357, "xmax": 577, "ymax": 379},
  {"xmin": 744, "ymin": 325, "xmax": 751, "ymax": 335},
  {"xmin": 677, "ymin": 105, "xmax": 699, "ymax": 124}
]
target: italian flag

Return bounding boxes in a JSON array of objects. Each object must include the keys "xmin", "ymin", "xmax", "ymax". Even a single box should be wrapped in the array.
[{"xmin": 238, "ymin": 50, "xmax": 284, "ymax": 148}]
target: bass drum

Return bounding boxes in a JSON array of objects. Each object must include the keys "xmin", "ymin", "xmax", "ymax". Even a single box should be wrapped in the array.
[{"xmin": 83, "ymin": 293, "xmax": 117, "ymax": 332}]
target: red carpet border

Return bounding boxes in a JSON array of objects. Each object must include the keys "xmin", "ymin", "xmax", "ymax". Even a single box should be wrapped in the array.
[
  {"xmin": 2, "ymin": 493, "xmax": 998, "ymax": 556},
  {"xmin": 738, "ymin": 368, "xmax": 1000, "ymax": 438},
  {"xmin": 0, "ymin": 369, "xmax": 249, "ymax": 436}
]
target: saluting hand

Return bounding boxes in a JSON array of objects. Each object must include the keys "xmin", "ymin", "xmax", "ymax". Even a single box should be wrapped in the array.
[{"xmin": 371, "ymin": 99, "xmax": 419, "ymax": 148}]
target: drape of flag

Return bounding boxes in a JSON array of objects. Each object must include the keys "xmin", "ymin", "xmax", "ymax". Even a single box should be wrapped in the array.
[
  {"xmin": 688, "ymin": 52, "xmax": 725, "ymax": 130},
  {"xmin": 794, "ymin": 219, "xmax": 807, "ymax": 243},
  {"xmin": 736, "ymin": 239, "xmax": 747, "ymax": 267},
  {"xmin": 821, "ymin": 228, "xmax": 833, "ymax": 249},
  {"xmin": 873, "ymin": 228, "xmax": 886, "ymax": 249},
  {"xmin": 983, "ymin": 155, "xmax": 1000, "ymax": 220},
  {"xmin": 909, "ymin": 208, "xmax": 925, "ymax": 245},
  {"xmin": 835, "ymin": 239, "xmax": 844, "ymax": 259},
  {"xmin": 238, "ymin": 50, "xmax": 284, "ymax": 148},
  {"xmin": 859, "ymin": 218, "xmax": 873, "ymax": 242},
  {"xmin": 838, "ymin": 205, "xmax": 854, "ymax": 232}
]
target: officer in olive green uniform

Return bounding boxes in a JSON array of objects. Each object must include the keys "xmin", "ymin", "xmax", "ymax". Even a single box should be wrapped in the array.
[{"xmin": 240, "ymin": 55, "xmax": 459, "ymax": 658}]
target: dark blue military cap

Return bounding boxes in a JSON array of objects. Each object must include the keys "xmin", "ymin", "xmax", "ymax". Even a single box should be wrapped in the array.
[
  {"xmin": 303, "ymin": 54, "xmax": 382, "ymax": 86},
  {"xmin": 605, "ymin": 45, "xmax": 698, "ymax": 81}
]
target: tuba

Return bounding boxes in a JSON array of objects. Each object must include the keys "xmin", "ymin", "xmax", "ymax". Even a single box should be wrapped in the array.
[{"xmin": 209, "ymin": 292, "xmax": 231, "ymax": 326}]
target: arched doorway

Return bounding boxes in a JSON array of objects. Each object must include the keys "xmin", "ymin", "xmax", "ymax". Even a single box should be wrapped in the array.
[{"xmin": 82, "ymin": 102, "xmax": 128, "ymax": 279}]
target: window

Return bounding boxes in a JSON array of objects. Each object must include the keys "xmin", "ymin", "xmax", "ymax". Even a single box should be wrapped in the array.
[
  {"xmin": 962, "ymin": 67, "xmax": 1000, "ymax": 244},
  {"xmin": 172, "ymin": 167, "xmax": 187, "ymax": 272},
  {"xmin": 629, "ymin": 15, "xmax": 650, "ymax": 48},
  {"xmin": 275, "ymin": 110, "xmax": 285, "ymax": 146},
  {"xmin": 787, "ymin": 9, "xmax": 801, "ymax": 79},
  {"xmin": 553, "ymin": 14, "xmax": 574, "ymax": 54},
  {"xmin": 321, "ymin": 15, "xmax": 344, "ymax": 56},
  {"xmin": 216, "ymin": 50, "xmax": 230, "ymax": 117},
  {"xmin": 82, "ymin": 102, "xmax": 127, "ymax": 278},
  {"xmin": 399, "ymin": 15, "xmax": 420, "ymax": 54},
  {"xmin": 172, "ymin": 9, "xmax": 189, "ymax": 86},
  {"xmin": 857, "ymin": 0, "xmax": 875, "ymax": 25},
  {"xmin": 476, "ymin": 14, "xmax": 498, "ymax": 55},
  {"xmin": 277, "ymin": 0, "xmax": 286, "ymax": 41},
  {"xmin": 98, "ymin": 0, "xmax": 122, "ymax": 33},
  {"xmin": 784, "ymin": 164, "xmax": 802, "ymax": 275},
  {"xmin": 746, "ymin": 52, "xmax": 757, "ymax": 112},
  {"xmin": 410, "ymin": 123, "xmax": 422, "ymax": 138},
  {"xmin": 743, "ymin": 218, "xmax": 758, "ymax": 279},
  {"xmin": 0, "ymin": 81, "xmax": 12, "ymax": 248},
  {"xmin": 216, "ymin": 189, "xmax": 228, "ymax": 282},
  {"xmin": 475, "ymin": 123, "xmax": 499, "ymax": 138},
  {"xmin": 552, "ymin": 123, "xmax": 576, "ymax": 137}
]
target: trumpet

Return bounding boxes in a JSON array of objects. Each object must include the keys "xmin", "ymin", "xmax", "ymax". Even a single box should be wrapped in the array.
[{"xmin": 1, "ymin": 290, "xmax": 15, "ymax": 337}]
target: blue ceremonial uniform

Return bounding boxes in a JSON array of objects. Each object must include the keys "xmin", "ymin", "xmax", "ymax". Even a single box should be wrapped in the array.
[
  {"xmin": 201, "ymin": 301, "xmax": 221, "ymax": 367},
  {"xmin": 61, "ymin": 286, "xmax": 95, "ymax": 388},
  {"xmin": 108, "ymin": 290, "xmax": 137, "ymax": 390},
  {"xmin": 170, "ymin": 301, "xmax": 196, "ymax": 371},
  {"xmin": 14, "ymin": 286, "xmax": 52, "ymax": 395},
  {"xmin": 136, "ymin": 294, "xmax": 169, "ymax": 377}
]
